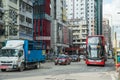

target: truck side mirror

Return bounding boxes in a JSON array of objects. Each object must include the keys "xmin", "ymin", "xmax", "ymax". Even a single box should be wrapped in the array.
[{"xmin": 18, "ymin": 52, "xmax": 22, "ymax": 57}]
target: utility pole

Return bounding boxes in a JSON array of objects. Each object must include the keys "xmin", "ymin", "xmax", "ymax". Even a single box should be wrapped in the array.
[{"xmin": 114, "ymin": 32, "xmax": 118, "ymax": 71}]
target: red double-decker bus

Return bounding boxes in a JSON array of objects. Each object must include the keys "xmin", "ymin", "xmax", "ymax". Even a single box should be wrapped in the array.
[{"xmin": 85, "ymin": 35, "xmax": 107, "ymax": 66}]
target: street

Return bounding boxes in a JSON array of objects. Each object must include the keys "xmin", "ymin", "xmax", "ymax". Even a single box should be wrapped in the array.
[{"xmin": 0, "ymin": 59, "xmax": 116, "ymax": 80}]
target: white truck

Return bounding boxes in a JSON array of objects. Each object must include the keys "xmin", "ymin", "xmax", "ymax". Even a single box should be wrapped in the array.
[{"xmin": 0, "ymin": 40, "xmax": 46, "ymax": 72}]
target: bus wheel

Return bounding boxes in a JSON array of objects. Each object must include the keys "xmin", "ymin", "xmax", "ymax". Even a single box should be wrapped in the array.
[
  {"xmin": 102, "ymin": 65, "xmax": 105, "ymax": 67},
  {"xmin": 1, "ymin": 69, "xmax": 6, "ymax": 72}
]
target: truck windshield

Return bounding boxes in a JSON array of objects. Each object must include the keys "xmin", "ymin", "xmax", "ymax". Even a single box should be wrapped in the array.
[{"xmin": 0, "ymin": 49, "xmax": 18, "ymax": 57}]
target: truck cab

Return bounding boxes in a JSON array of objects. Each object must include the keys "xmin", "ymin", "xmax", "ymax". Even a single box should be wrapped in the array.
[
  {"xmin": 0, "ymin": 40, "xmax": 24, "ymax": 72},
  {"xmin": 0, "ymin": 49, "xmax": 24, "ymax": 71}
]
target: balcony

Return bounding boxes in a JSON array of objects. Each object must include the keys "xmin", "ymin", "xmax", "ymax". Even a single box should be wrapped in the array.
[{"xmin": 19, "ymin": 21, "xmax": 32, "ymax": 28}]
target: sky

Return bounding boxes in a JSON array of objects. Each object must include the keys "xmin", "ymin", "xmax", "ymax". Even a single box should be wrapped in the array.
[
  {"xmin": 103, "ymin": 0, "xmax": 112, "ymax": 4},
  {"xmin": 103, "ymin": 0, "xmax": 120, "ymax": 25}
]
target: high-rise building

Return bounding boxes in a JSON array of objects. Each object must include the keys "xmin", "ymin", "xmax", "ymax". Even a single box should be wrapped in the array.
[
  {"xmin": 51, "ymin": 0, "xmax": 69, "ymax": 54},
  {"xmin": 112, "ymin": 25, "xmax": 120, "ymax": 48},
  {"xmin": 102, "ymin": 18, "xmax": 112, "ymax": 50},
  {"xmin": 95, "ymin": 0, "xmax": 103, "ymax": 35},
  {"xmin": 0, "ymin": 0, "xmax": 33, "ymax": 48},
  {"xmin": 66, "ymin": 0, "xmax": 103, "ymax": 47},
  {"xmin": 69, "ymin": 20, "xmax": 87, "ymax": 48}
]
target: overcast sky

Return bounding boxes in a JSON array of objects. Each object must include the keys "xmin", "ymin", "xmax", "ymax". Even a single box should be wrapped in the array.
[{"xmin": 103, "ymin": 0, "xmax": 120, "ymax": 25}]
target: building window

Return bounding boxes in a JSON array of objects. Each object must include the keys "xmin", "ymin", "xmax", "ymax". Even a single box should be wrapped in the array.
[
  {"xmin": 77, "ymin": 40, "xmax": 80, "ymax": 42},
  {"xmin": 22, "ymin": 2, "xmax": 26, "ymax": 10},
  {"xmin": 0, "ymin": 12, "xmax": 3, "ymax": 20},
  {"xmin": 26, "ymin": 27, "xmax": 32, "ymax": 34},
  {"xmin": 10, "ymin": 0, "xmax": 17, "ymax": 4},
  {"xmin": 26, "ymin": 17, "xmax": 32, "ymax": 24},
  {"xmin": 82, "ymin": 39, "xmax": 86, "ymax": 42},
  {"xmin": 81, "ymin": 4, "xmax": 83, "ymax": 6},
  {"xmin": 73, "ymin": 40, "xmax": 75, "ymax": 42},
  {"xmin": 81, "ymin": 8, "xmax": 83, "ymax": 10},
  {"xmin": 82, "ymin": 30, "xmax": 85, "ymax": 33},
  {"xmin": 26, "ymin": 4, "xmax": 32, "ymax": 13},
  {"xmin": 81, "ymin": 0, "xmax": 83, "ymax": 2},
  {"xmin": 19, "ymin": 15, "xmax": 25, "ymax": 22},
  {"xmin": 91, "ymin": 3, "xmax": 93, "ymax": 5},
  {"xmin": 0, "ymin": 0, "xmax": 3, "ymax": 7}
]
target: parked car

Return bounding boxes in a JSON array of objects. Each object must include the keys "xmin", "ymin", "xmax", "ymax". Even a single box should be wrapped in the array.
[
  {"xmin": 79, "ymin": 55, "xmax": 86, "ymax": 60},
  {"xmin": 70, "ymin": 55, "xmax": 80, "ymax": 62},
  {"xmin": 54, "ymin": 54, "xmax": 71, "ymax": 65}
]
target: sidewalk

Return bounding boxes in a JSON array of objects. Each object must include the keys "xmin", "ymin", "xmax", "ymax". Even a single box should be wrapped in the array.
[
  {"xmin": 118, "ymin": 68, "xmax": 120, "ymax": 80},
  {"xmin": 110, "ymin": 71, "xmax": 119, "ymax": 80},
  {"xmin": 110, "ymin": 69, "xmax": 120, "ymax": 80},
  {"xmin": 116, "ymin": 67, "xmax": 120, "ymax": 80}
]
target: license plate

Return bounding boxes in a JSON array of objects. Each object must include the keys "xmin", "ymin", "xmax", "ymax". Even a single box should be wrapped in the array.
[
  {"xmin": 96, "ymin": 60, "xmax": 101, "ymax": 62},
  {"xmin": 59, "ymin": 62, "xmax": 61, "ymax": 63},
  {"xmin": 59, "ymin": 61, "xmax": 62, "ymax": 63},
  {"xmin": 0, "ymin": 66, "xmax": 8, "ymax": 69},
  {"xmin": 89, "ymin": 60, "xmax": 101, "ymax": 62}
]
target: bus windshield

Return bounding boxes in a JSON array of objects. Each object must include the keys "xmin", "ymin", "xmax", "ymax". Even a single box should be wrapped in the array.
[
  {"xmin": 88, "ymin": 37, "xmax": 102, "ymax": 44},
  {"xmin": 0, "ymin": 49, "xmax": 18, "ymax": 57}
]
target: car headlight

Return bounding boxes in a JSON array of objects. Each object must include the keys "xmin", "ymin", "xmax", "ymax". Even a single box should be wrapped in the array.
[{"xmin": 55, "ymin": 59, "xmax": 58, "ymax": 62}]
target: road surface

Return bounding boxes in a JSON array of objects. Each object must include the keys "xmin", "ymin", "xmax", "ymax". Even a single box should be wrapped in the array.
[{"xmin": 0, "ymin": 59, "xmax": 116, "ymax": 80}]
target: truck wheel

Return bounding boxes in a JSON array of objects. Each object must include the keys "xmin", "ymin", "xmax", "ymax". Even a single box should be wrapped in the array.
[
  {"xmin": 18, "ymin": 63, "xmax": 24, "ymax": 72},
  {"xmin": 1, "ymin": 69, "xmax": 6, "ymax": 72},
  {"xmin": 68, "ymin": 62, "xmax": 71, "ymax": 65},
  {"xmin": 35, "ymin": 62, "xmax": 40, "ymax": 69}
]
